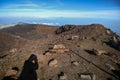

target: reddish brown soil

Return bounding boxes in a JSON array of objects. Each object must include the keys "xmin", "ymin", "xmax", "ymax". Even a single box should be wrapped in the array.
[{"xmin": 0, "ymin": 24, "xmax": 120, "ymax": 80}]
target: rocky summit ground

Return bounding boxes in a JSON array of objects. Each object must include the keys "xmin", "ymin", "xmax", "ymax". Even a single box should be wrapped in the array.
[{"xmin": 0, "ymin": 23, "xmax": 120, "ymax": 80}]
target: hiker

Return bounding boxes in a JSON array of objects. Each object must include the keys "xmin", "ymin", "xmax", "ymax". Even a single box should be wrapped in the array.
[{"xmin": 18, "ymin": 54, "xmax": 39, "ymax": 80}]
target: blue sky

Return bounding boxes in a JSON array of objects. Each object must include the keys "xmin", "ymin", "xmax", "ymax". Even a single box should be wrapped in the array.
[
  {"xmin": 0, "ymin": 0, "xmax": 120, "ymax": 19},
  {"xmin": 0, "ymin": 0, "xmax": 120, "ymax": 35}
]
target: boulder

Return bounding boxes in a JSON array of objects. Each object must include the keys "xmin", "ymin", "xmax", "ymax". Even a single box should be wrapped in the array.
[
  {"xmin": 93, "ymin": 49, "xmax": 107, "ymax": 56},
  {"xmin": 48, "ymin": 59, "xmax": 58, "ymax": 67},
  {"xmin": 49, "ymin": 49, "xmax": 69, "ymax": 54},
  {"xmin": 111, "ymin": 36, "xmax": 118, "ymax": 47},
  {"xmin": 106, "ymin": 29, "xmax": 111, "ymax": 35},
  {"xmin": 80, "ymin": 74, "xmax": 91, "ymax": 80},
  {"xmin": 110, "ymin": 36, "xmax": 120, "ymax": 50},
  {"xmin": 9, "ymin": 48, "xmax": 17, "ymax": 53},
  {"xmin": 53, "ymin": 44, "xmax": 66, "ymax": 49},
  {"xmin": 79, "ymin": 73, "xmax": 96, "ymax": 80},
  {"xmin": 59, "ymin": 74, "xmax": 67, "ymax": 80},
  {"xmin": 49, "ymin": 44, "xmax": 69, "ymax": 54},
  {"xmin": 58, "ymin": 72, "xmax": 67, "ymax": 80},
  {"xmin": 5, "ymin": 67, "xmax": 19, "ymax": 77},
  {"xmin": 5, "ymin": 70, "xmax": 18, "ymax": 77},
  {"xmin": 71, "ymin": 61, "xmax": 79, "ymax": 66},
  {"xmin": 55, "ymin": 25, "xmax": 75, "ymax": 34},
  {"xmin": 71, "ymin": 35, "xmax": 79, "ymax": 40}
]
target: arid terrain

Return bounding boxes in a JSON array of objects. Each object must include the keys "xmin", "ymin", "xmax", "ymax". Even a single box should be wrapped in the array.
[{"xmin": 0, "ymin": 23, "xmax": 120, "ymax": 80}]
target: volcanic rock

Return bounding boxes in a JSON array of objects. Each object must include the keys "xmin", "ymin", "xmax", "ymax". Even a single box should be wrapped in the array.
[
  {"xmin": 58, "ymin": 72, "xmax": 67, "ymax": 80},
  {"xmin": 71, "ymin": 35, "xmax": 79, "ymax": 40},
  {"xmin": 79, "ymin": 73, "xmax": 96, "ymax": 80},
  {"xmin": 48, "ymin": 59, "xmax": 58, "ymax": 67},
  {"xmin": 93, "ymin": 49, "xmax": 107, "ymax": 56},
  {"xmin": 49, "ymin": 44, "xmax": 69, "ymax": 54},
  {"xmin": 71, "ymin": 61, "xmax": 79, "ymax": 66},
  {"xmin": 9, "ymin": 48, "xmax": 17, "ymax": 53},
  {"xmin": 53, "ymin": 44, "xmax": 66, "ymax": 49},
  {"xmin": 4, "ymin": 67, "xmax": 19, "ymax": 77}
]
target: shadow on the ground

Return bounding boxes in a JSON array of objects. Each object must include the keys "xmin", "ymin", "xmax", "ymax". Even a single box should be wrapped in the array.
[
  {"xmin": 112, "ymin": 70, "xmax": 120, "ymax": 79},
  {"xmin": 18, "ymin": 54, "xmax": 39, "ymax": 80},
  {"xmin": 84, "ymin": 49, "xmax": 95, "ymax": 55}
]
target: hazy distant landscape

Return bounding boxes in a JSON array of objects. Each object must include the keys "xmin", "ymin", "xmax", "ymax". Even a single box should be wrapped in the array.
[{"xmin": 0, "ymin": 17, "xmax": 120, "ymax": 35}]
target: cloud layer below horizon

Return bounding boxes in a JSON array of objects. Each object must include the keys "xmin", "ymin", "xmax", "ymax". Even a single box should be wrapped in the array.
[{"xmin": 1, "ymin": 8, "xmax": 120, "ymax": 19}]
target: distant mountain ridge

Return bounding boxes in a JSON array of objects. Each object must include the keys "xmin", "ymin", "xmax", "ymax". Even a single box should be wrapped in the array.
[
  {"xmin": 0, "ymin": 22, "xmax": 29, "ymax": 29},
  {"xmin": 0, "ymin": 24, "xmax": 15, "ymax": 29}
]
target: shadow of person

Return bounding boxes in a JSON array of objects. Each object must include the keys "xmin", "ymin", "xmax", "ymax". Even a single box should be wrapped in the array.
[{"xmin": 18, "ymin": 54, "xmax": 39, "ymax": 80}]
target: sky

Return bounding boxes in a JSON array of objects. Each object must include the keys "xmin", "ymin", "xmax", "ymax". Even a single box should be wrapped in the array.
[
  {"xmin": 0, "ymin": 0, "xmax": 120, "ymax": 35},
  {"xmin": 0, "ymin": 0, "xmax": 120, "ymax": 19}
]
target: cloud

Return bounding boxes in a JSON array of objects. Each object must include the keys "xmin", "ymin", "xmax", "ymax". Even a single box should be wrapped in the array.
[
  {"xmin": 1, "ymin": 0, "xmax": 38, "ymax": 8},
  {"xmin": 4, "ymin": 0, "xmax": 118, "ymax": 20},
  {"xmin": 32, "ymin": 22, "xmax": 60, "ymax": 25},
  {"xmin": 41, "ymin": 22, "xmax": 60, "ymax": 25},
  {"xmin": 2, "ymin": 3, "xmax": 39, "ymax": 9},
  {"xmin": 1, "ymin": 2, "xmax": 56, "ymax": 10},
  {"xmin": 0, "ymin": 6, "xmax": 120, "ymax": 19},
  {"xmin": 1, "ymin": 0, "xmax": 48, "ymax": 9}
]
